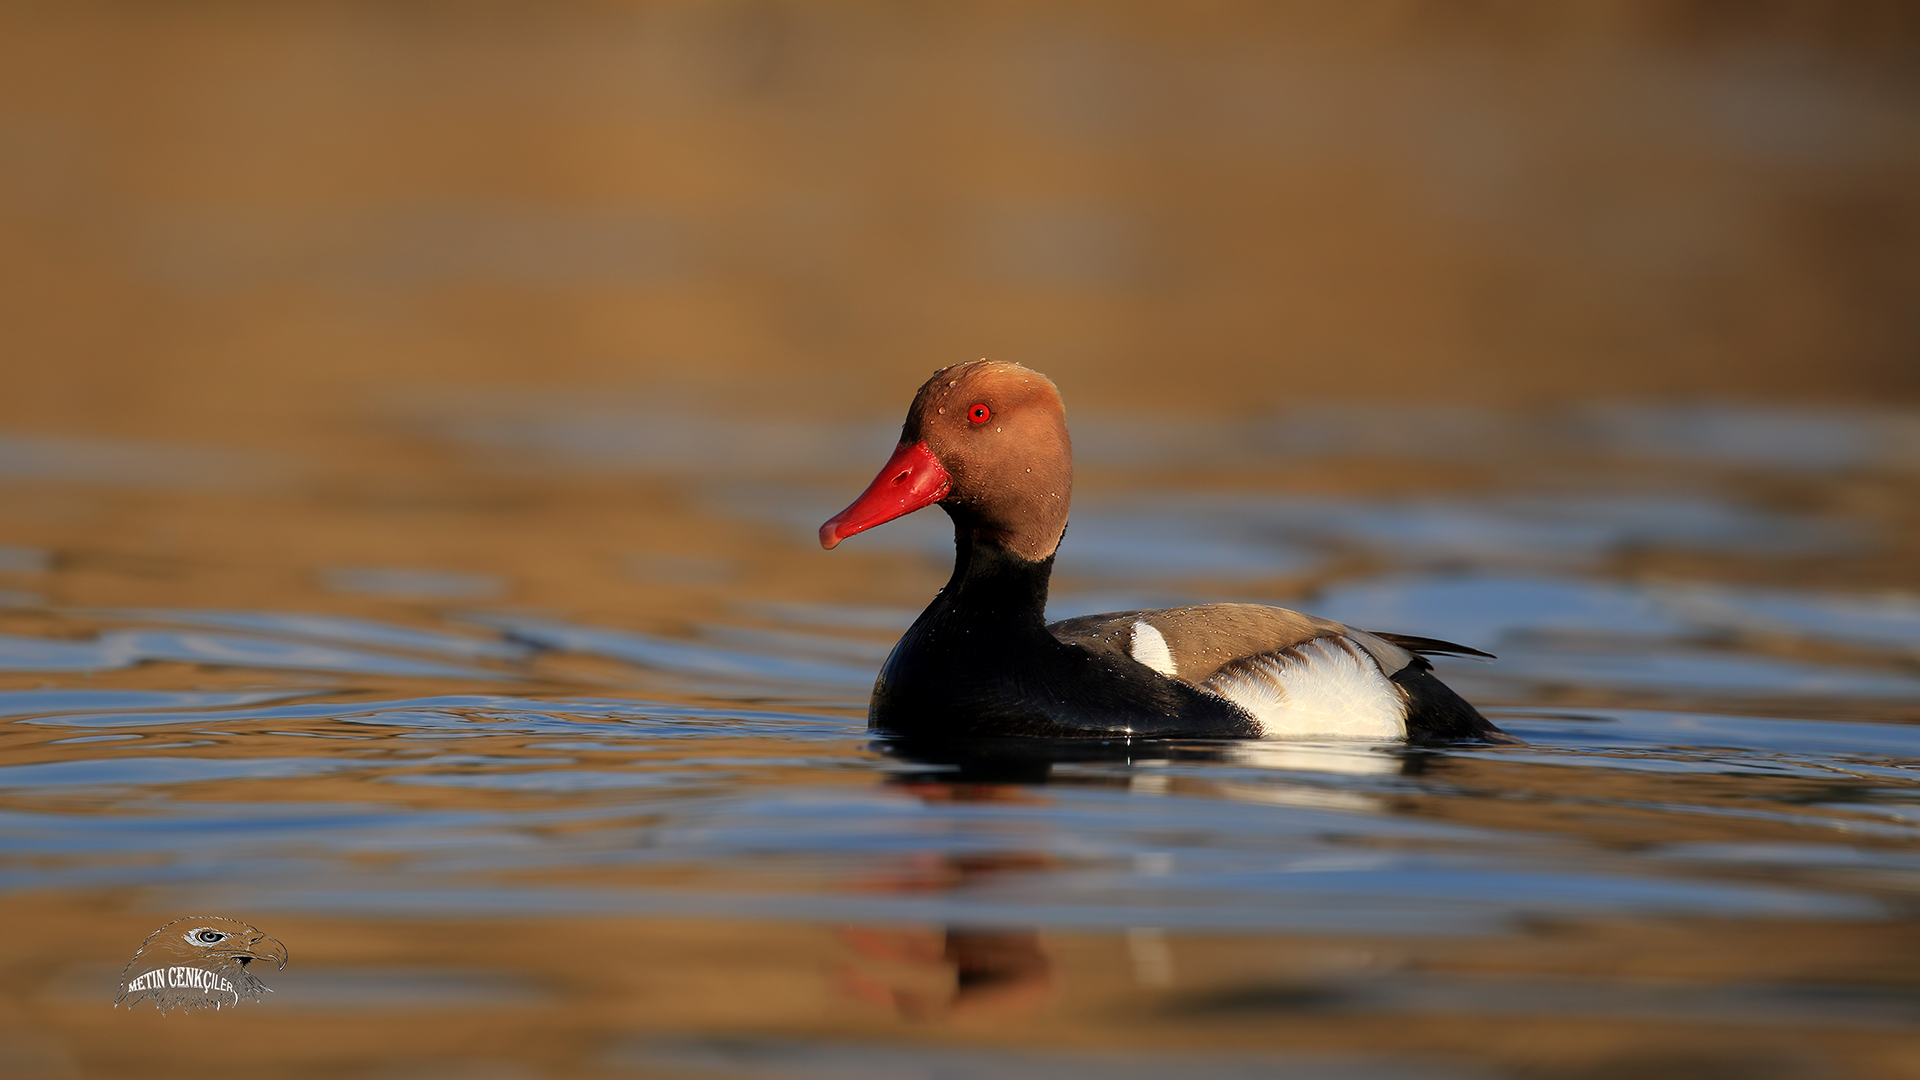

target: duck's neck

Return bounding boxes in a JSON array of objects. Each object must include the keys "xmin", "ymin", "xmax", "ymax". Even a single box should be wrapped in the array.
[
  {"xmin": 870, "ymin": 519, "xmax": 1073, "ymax": 734},
  {"xmin": 931, "ymin": 519, "xmax": 1055, "ymax": 636}
]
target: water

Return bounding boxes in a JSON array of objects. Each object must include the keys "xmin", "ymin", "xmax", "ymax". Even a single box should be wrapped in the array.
[{"xmin": 1, "ymin": 398, "xmax": 1916, "ymax": 1080}]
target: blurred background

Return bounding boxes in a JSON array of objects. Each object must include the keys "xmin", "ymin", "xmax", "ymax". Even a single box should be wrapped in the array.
[
  {"xmin": 5, "ymin": 0, "xmax": 1917, "ymax": 444},
  {"xmin": 3, "ymin": 0, "xmax": 1916, "ymax": 616},
  {"xmin": 3, "ymin": 4, "xmax": 1920, "ymax": 1079}
]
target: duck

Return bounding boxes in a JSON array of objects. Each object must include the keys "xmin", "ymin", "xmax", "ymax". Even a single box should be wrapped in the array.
[{"xmin": 819, "ymin": 360, "xmax": 1509, "ymax": 744}]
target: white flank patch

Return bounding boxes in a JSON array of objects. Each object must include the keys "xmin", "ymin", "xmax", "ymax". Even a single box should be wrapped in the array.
[
  {"xmin": 1129, "ymin": 620, "xmax": 1178, "ymax": 677},
  {"xmin": 1201, "ymin": 637, "xmax": 1407, "ymax": 740}
]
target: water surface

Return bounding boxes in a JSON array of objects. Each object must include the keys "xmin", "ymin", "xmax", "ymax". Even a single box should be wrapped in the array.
[{"xmin": 1, "ymin": 398, "xmax": 1916, "ymax": 1080}]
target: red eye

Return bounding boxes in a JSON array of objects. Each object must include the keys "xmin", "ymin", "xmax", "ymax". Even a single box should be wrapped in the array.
[{"xmin": 967, "ymin": 403, "xmax": 991, "ymax": 424}]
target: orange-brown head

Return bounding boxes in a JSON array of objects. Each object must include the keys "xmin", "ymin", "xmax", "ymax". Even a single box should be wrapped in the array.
[{"xmin": 820, "ymin": 360, "xmax": 1073, "ymax": 562}]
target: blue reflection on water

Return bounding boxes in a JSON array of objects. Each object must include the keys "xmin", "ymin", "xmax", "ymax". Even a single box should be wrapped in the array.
[
  {"xmin": 0, "ymin": 675, "xmax": 1911, "ymax": 933},
  {"xmin": 0, "ymin": 628, "xmax": 505, "ymax": 678}
]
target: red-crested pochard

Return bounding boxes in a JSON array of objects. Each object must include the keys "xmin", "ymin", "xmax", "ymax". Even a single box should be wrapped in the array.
[{"xmin": 820, "ymin": 361, "xmax": 1509, "ymax": 743}]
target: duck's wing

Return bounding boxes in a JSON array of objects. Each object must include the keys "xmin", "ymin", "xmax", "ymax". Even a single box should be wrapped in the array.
[
  {"xmin": 1047, "ymin": 603, "xmax": 1507, "ymax": 742},
  {"xmin": 1048, "ymin": 603, "xmax": 1415, "ymax": 682}
]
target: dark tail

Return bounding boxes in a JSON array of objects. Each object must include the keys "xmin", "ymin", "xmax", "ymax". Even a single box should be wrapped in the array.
[
  {"xmin": 1376, "ymin": 632, "xmax": 1496, "ymax": 661},
  {"xmin": 1387, "ymin": 655, "xmax": 1519, "ymax": 744}
]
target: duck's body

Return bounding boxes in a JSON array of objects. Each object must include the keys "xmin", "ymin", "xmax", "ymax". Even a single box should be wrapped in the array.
[{"xmin": 822, "ymin": 361, "xmax": 1507, "ymax": 744}]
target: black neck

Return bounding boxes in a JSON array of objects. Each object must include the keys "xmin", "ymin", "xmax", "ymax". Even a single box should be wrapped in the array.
[
  {"xmin": 935, "ymin": 516, "xmax": 1055, "ymax": 636},
  {"xmin": 871, "ymin": 521, "xmax": 1059, "ymax": 723}
]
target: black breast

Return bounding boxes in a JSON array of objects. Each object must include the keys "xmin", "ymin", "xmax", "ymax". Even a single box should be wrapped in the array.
[{"xmin": 866, "ymin": 539, "xmax": 1257, "ymax": 740}]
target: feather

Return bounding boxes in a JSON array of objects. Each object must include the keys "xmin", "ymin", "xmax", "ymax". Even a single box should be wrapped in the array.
[{"xmin": 1373, "ymin": 632, "xmax": 1496, "ymax": 661}]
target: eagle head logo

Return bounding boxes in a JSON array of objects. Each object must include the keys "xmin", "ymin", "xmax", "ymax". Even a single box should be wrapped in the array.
[{"xmin": 116, "ymin": 916, "xmax": 288, "ymax": 1012}]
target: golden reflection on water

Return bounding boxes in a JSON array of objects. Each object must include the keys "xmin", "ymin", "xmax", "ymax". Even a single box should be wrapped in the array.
[{"xmin": 1, "ymin": 3, "xmax": 1918, "ymax": 1079}]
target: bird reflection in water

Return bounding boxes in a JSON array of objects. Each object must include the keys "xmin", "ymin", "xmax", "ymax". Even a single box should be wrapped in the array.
[
  {"xmin": 835, "ymin": 737, "xmax": 1433, "ymax": 1020},
  {"xmin": 840, "ymin": 924, "xmax": 1053, "ymax": 1021},
  {"xmin": 839, "ymin": 764, "xmax": 1060, "ymax": 1021}
]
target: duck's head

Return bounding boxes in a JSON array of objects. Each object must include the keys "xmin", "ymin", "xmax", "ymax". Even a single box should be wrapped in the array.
[{"xmin": 820, "ymin": 360, "xmax": 1072, "ymax": 562}]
